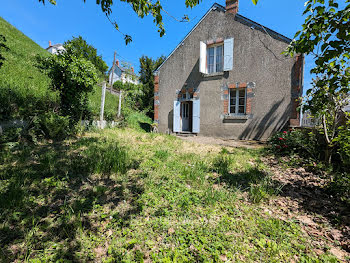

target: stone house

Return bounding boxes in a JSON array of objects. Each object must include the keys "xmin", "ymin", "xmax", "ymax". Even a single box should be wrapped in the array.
[
  {"xmin": 109, "ymin": 60, "xmax": 139, "ymax": 86},
  {"xmin": 154, "ymin": 1, "xmax": 304, "ymax": 140}
]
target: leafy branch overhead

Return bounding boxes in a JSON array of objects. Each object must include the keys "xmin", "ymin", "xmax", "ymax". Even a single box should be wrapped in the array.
[
  {"xmin": 287, "ymin": 0, "xmax": 350, "ymax": 163},
  {"xmin": 37, "ymin": 0, "xmax": 259, "ymax": 44}
]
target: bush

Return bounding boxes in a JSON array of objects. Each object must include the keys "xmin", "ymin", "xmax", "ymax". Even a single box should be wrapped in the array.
[
  {"xmin": 268, "ymin": 129, "xmax": 319, "ymax": 159},
  {"xmin": 334, "ymin": 120, "xmax": 350, "ymax": 170},
  {"xmin": 36, "ymin": 44, "xmax": 98, "ymax": 123},
  {"xmin": 0, "ymin": 127, "xmax": 22, "ymax": 144}
]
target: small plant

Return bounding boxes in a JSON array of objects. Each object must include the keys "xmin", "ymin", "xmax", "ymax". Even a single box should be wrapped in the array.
[
  {"xmin": 212, "ymin": 153, "xmax": 232, "ymax": 176},
  {"xmin": 154, "ymin": 149, "xmax": 169, "ymax": 161},
  {"xmin": 38, "ymin": 112, "xmax": 72, "ymax": 140}
]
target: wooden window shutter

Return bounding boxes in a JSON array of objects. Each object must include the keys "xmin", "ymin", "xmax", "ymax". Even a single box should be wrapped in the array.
[
  {"xmin": 173, "ymin": 101, "xmax": 181, "ymax": 132},
  {"xmin": 192, "ymin": 99, "xmax": 200, "ymax": 133},
  {"xmin": 199, "ymin": 41, "xmax": 207, "ymax": 74},
  {"xmin": 224, "ymin": 38, "xmax": 234, "ymax": 71}
]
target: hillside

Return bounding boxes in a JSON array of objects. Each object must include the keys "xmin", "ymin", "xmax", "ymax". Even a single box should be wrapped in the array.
[
  {"xmin": 0, "ymin": 17, "xmax": 117, "ymax": 121},
  {"xmin": 0, "ymin": 16, "xmax": 55, "ymax": 121}
]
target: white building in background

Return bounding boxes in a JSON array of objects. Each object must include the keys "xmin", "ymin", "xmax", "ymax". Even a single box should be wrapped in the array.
[
  {"xmin": 46, "ymin": 41, "xmax": 65, "ymax": 54},
  {"xmin": 108, "ymin": 60, "xmax": 139, "ymax": 86},
  {"xmin": 301, "ymin": 111, "xmax": 320, "ymax": 127}
]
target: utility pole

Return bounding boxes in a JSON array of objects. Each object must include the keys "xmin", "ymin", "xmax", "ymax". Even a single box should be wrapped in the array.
[
  {"xmin": 110, "ymin": 51, "xmax": 116, "ymax": 92},
  {"xmin": 100, "ymin": 82, "xmax": 107, "ymax": 124}
]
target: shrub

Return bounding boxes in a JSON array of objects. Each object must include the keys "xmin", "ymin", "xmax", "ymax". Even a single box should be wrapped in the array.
[
  {"xmin": 36, "ymin": 44, "xmax": 98, "ymax": 124},
  {"xmin": 334, "ymin": 120, "xmax": 350, "ymax": 170},
  {"xmin": 268, "ymin": 129, "xmax": 318, "ymax": 159}
]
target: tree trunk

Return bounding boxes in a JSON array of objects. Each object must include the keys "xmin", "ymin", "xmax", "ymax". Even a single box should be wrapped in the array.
[
  {"xmin": 325, "ymin": 144, "xmax": 332, "ymax": 164},
  {"xmin": 322, "ymin": 114, "xmax": 332, "ymax": 165}
]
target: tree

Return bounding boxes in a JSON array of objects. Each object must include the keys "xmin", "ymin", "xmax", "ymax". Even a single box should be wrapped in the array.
[
  {"xmin": 287, "ymin": 0, "xmax": 350, "ymax": 163},
  {"xmin": 37, "ymin": 42, "xmax": 99, "ymax": 123},
  {"xmin": 64, "ymin": 36, "xmax": 108, "ymax": 77},
  {"xmin": 139, "ymin": 55, "xmax": 165, "ymax": 117},
  {"xmin": 38, "ymin": 0, "xmax": 260, "ymax": 44}
]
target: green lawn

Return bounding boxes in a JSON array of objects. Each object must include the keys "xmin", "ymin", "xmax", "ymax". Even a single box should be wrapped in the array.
[{"xmin": 0, "ymin": 128, "xmax": 339, "ymax": 262}]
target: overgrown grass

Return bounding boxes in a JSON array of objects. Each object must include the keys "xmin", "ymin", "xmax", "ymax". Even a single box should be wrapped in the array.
[
  {"xmin": 0, "ymin": 16, "xmax": 56, "ymax": 121},
  {"xmin": 0, "ymin": 17, "xmax": 119, "ymax": 121},
  {"xmin": 88, "ymin": 86, "xmax": 120, "ymax": 121},
  {"xmin": 0, "ymin": 128, "xmax": 340, "ymax": 262}
]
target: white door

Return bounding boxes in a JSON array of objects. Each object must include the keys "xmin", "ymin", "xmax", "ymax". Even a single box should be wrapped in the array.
[{"xmin": 181, "ymin": 102, "xmax": 190, "ymax": 132}]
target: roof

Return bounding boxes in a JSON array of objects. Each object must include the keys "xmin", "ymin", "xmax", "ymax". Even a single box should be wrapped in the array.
[
  {"xmin": 46, "ymin": 44, "xmax": 64, "ymax": 50},
  {"xmin": 108, "ymin": 64, "xmax": 137, "ymax": 77},
  {"xmin": 155, "ymin": 3, "xmax": 292, "ymax": 74}
]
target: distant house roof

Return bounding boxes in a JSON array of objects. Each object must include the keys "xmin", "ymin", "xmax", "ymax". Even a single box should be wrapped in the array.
[
  {"xmin": 46, "ymin": 44, "xmax": 64, "ymax": 50},
  {"xmin": 155, "ymin": 3, "xmax": 292, "ymax": 74},
  {"xmin": 108, "ymin": 60, "xmax": 137, "ymax": 76},
  {"xmin": 46, "ymin": 41, "xmax": 65, "ymax": 50}
]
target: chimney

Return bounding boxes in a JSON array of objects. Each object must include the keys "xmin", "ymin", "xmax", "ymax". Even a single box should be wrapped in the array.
[
  {"xmin": 49, "ymin": 40, "xmax": 52, "ymax": 47},
  {"xmin": 226, "ymin": 0, "xmax": 239, "ymax": 15},
  {"xmin": 116, "ymin": 60, "xmax": 120, "ymax": 67}
]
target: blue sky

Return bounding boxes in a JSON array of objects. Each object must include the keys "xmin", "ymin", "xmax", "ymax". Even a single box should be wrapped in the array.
[{"xmin": 1, "ymin": 0, "xmax": 313, "ymax": 91}]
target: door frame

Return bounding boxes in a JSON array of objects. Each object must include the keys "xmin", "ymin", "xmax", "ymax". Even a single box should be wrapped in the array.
[{"xmin": 180, "ymin": 100, "xmax": 193, "ymax": 132}]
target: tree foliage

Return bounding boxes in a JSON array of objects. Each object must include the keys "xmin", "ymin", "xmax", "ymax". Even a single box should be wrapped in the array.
[
  {"xmin": 38, "ymin": 0, "xmax": 259, "ymax": 44},
  {"xmin": 64, "ymin": 36, "xmax": 108, "ymax": 77},
  {"xmin": 37, "ymin": 43, "xmax": 98, "ymax": 123},
  {"xmin": 287, "ymin": 0, "xmax": 350, "ymax": 163},
  {"xmin": 139, "ymin": 55, "xmax": 165, "ymax": 117}
]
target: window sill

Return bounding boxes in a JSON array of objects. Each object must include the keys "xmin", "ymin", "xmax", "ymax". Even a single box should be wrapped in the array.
[
  {"xmin": 202, "ymin": 72, "xmax": 224, "ymax": 78},
  {"xmin": 224, "ymin": 115, "xmax": 249, "ymax": 120}
]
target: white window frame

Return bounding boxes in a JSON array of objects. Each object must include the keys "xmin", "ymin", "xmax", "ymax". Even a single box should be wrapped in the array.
[
  {"xmin": 207, "ymin": 43, "xmax": 224, "ymax": 74},
  {"xmin": 229, "ymin": 88, "xmax": 247, "ymax": 115}
]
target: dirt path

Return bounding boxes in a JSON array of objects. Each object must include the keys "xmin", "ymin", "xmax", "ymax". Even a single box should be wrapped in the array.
[{"xmin": 177, "ymin": 135, "xmax": 265, "ymax": 149}]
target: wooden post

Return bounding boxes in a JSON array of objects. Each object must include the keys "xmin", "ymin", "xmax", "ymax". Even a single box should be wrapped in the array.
[
  {"xmin": 110, "ymin": 51, "xmax": 116, "ymax": 91},
  {"xmin": 118, "ymin": 90, "xmax": 122, "ymax": 118},
  {"xmin": 100, "ymin": 82, "xmax": 106, "ymax": 122}
]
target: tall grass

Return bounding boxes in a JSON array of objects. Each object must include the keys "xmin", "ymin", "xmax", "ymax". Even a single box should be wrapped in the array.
[
  {"xmin": 0, "ymin": 17, "xmax": 121, "ymax": 122},
  {"xmin": 88, "ymin": 86, "xmax": 119, "ymax": 121}
]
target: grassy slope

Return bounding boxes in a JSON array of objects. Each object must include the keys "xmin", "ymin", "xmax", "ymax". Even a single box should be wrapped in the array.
[
  {"xmin": 0, "ymin": 128, "xmax": 339, "ymax": 262},
  {"xmin": 0, "ymin": 17, "xmax": 117, "ymax": 121},
  {"xmin": 0, "ymin": 16, "xmax": 56, "ymax": 120},
  {"xmin": 89, "ymin": 86, "xmax": 119, "ymax": 121},
  {"xmin": 0, "ymin": 17, "xmax": 51, "ymax": 93}
]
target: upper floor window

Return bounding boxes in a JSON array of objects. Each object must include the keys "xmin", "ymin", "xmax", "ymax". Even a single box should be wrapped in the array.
[
  {"xmin": 230, "ymin": 89, "xmax": 246, "ymax": 115},
  {"xmin": 207, "ymin": 45, "xmax": 223, "ymax": 74},
  {"xmin": 200, "ymin": 38, "xmax": 234, "ymax": 75}
]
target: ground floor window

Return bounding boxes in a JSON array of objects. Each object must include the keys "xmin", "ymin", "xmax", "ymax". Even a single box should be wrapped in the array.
[{"xmin": 230, "ymin": 89, "xmax": 246, "ymax": 115}]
